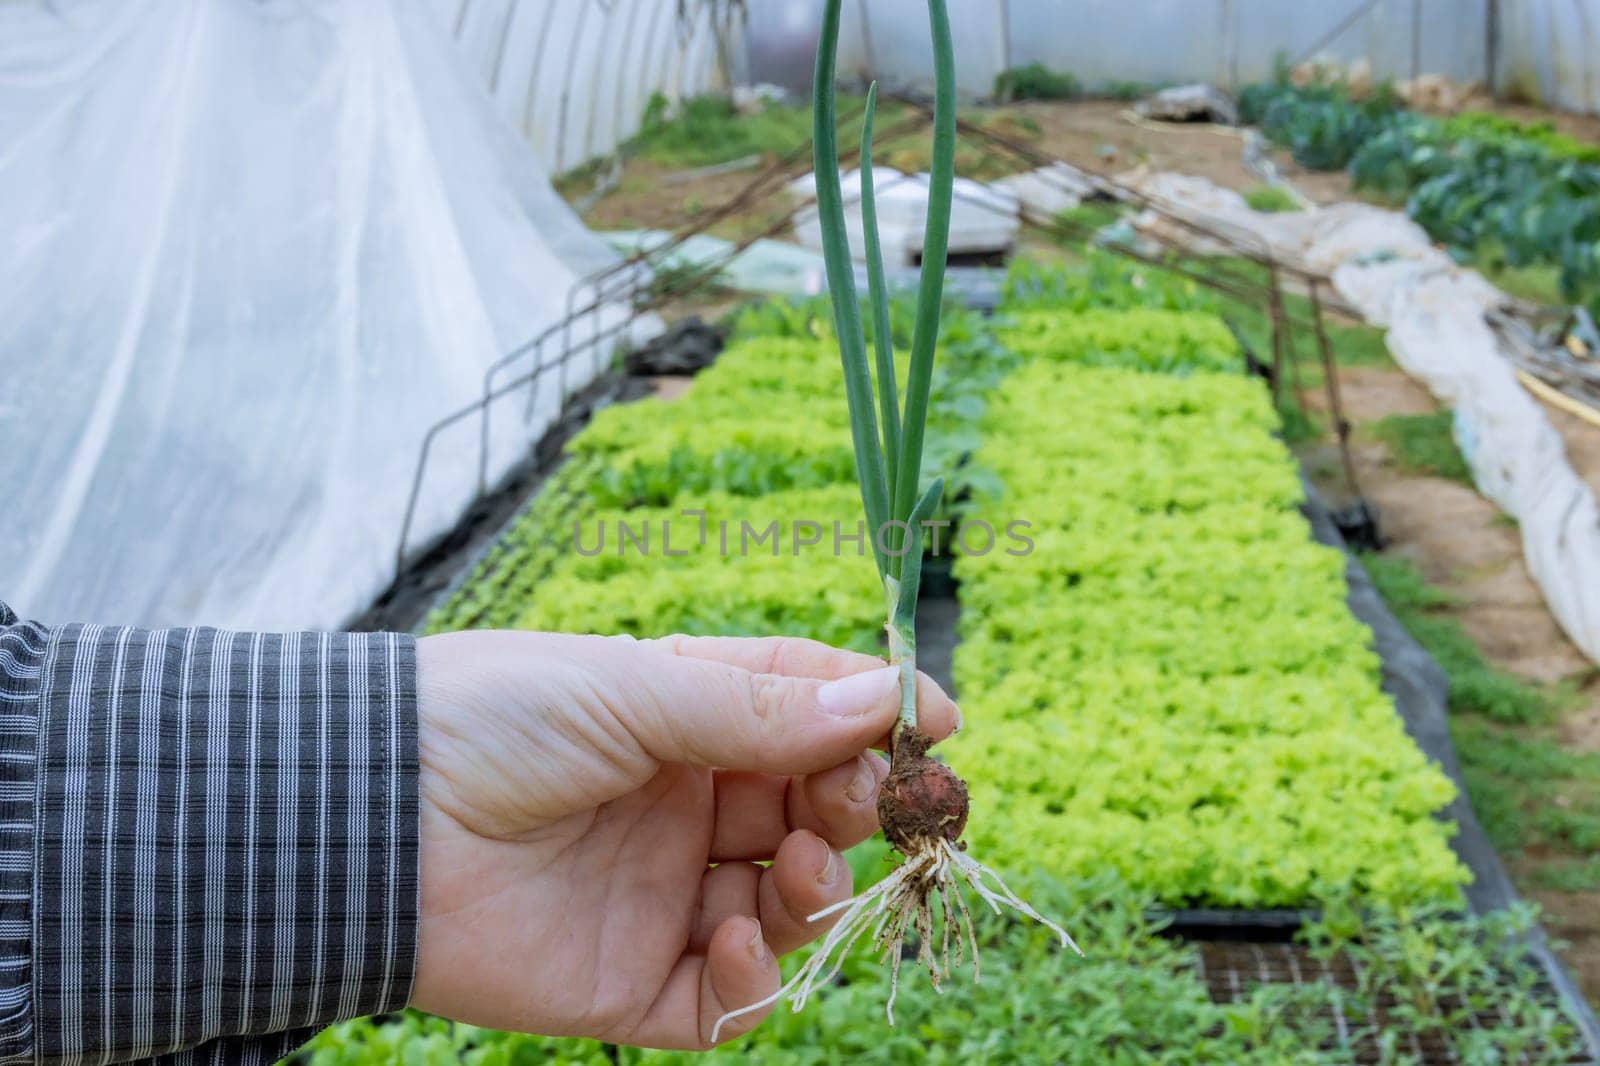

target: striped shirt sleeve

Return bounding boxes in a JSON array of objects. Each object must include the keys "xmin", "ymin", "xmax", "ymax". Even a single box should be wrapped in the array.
[{"xmin": 0, "ymin": 601, "xmax": 419, "ymax": 1066}]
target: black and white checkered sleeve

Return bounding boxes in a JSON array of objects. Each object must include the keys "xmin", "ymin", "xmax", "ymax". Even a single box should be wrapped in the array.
[{"xmin": 0, "ymin": 601, "xmax": 419, "ymax": 1066}]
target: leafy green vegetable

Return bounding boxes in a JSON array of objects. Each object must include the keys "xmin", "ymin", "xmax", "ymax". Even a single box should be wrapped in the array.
[
  {"xmin": 952, "ymin": 357, "xmax": 1466, "ymax": 907},
  {"xmin": 999, "ymin": 307, "xmax": 1242, "ymax": 374},
  {"xmin": 1241, "ymin": 79, "xmax": 1600, "ymax": 317},
  {"xmin": 1237, "ymin": 80, "xmax": 1403, "ymax": 171}
]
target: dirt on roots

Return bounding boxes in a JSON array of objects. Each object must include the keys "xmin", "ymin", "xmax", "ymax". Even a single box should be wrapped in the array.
[{"xmin": 878, "ymin": 732, "xmax": 971, "ymax": 853}]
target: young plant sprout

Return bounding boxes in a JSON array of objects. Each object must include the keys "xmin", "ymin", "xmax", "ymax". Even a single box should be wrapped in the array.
[{"xmin": 712, "ymin": 0, "xmax": 1078, "ymax": 1039}]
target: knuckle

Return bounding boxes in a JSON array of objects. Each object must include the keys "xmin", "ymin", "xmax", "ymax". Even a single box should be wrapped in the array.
[
  {"xmin": 745, "ymin": 670, "xmax": 797, "ymax": 724},
  {"xmin": 761, "ymin": 637, "xmax": 793, "ymax": 676}
]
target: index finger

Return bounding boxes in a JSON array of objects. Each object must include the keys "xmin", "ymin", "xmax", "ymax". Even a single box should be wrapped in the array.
[{"xmin": 643, "ymin": 634, "xmax": 962, "ymax": 742}]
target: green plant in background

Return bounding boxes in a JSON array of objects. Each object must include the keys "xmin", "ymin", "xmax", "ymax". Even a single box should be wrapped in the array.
[
  {"xmin": 1438, "ymin": 111, "xmax": 1600, "ymax": 164},
  {"xmin": 1358, "ymin": 553, "xmax": 1600, "ymax": 898},
  {"xmin": 950, "ymin": 358, "xmax": 1466, "ymax": 907},
  {"xmin": 1359, "ymin": 553, "xmax": 1551, "ymax": 725},
  {"xmin": 409, "ymin": 243, "xmax": 1585, "ymax": 1058},
  {"xmin": 1302, "ymin": 900, "xmax": 1578, "ymax": 1060},
  {"xmin": 999, "ymin": 307, "xmax": 1243, "ymax": 374},
  {"xmin": 298, "ymin": 876, "xmax": 1581, "ymax": 1063},
  {"xmin": 1368, "ymin": 409, "xmax": 1473, "ymax": 487},
  {"xmin": 1051, "ymin": 200, "xmax": 1129, "ymax": 237},
  {"xmin": 1100, "ymin": 79, "xmax": 1160, "ymax": 102},
  {"xmin": 627, "ymin": 92, "xmax": 814, "ymax": 168},
  {"xmin": 1244, "ymin": 183, "xmax": 1302, "ymax": 213},
  {"xmin": 1001, "ymin": 252, "xmax": 1221, "ymax": 312},
  {"xmin": 1458, "ymin": 718, "xmax": 1600, "ymax": 863},
  {"xmin": 993, "ymin": 62, "xmax": 1081, "ymax": 102},
  {"xmin": 1240, "ymin": 78, "xmax": 1600, "ymax": 319},
  {"xmin": 1237, "ymin": 79, "xmax": 1403, "ymax": 171}
]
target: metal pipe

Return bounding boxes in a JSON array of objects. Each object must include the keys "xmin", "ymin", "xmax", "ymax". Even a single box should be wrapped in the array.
[
  {"xmin": 1309, "ymin": 280, "xmax": 1366, "ymax": 502},
  {"xmin": 1289, "ymin": 0, "xmax": 1384, "ymax": 70}
]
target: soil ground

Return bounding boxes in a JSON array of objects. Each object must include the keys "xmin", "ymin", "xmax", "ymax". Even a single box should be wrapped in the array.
[{"xmin": 558, "ymin": 93, "xmax": 1600, "ymax": 1002}]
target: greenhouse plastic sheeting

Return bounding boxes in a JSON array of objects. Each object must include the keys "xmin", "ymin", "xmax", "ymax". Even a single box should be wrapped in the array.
[
  {"xmin": 0, "ymin": 0, "xmax": 642, "ymax": 631},
  {"xmin": 1495, "ymin": 0, "xmax": 1600, "ymax": 116},
  {"xmin": 1122, "ymin": 172, "xmax": 1600, "ymax": 665},
  {"xmin": 742, "ymin": 0, "xmax": 1488, "ymax": 97},
  {"xmin": 435, "ymin": 0, "xmax": 742, "ymax": 172}
]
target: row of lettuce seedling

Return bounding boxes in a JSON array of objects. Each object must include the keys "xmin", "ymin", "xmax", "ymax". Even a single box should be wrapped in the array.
[{"xmin": 432, "ymin": 276, "xmax": 1465, "ymax": 908}]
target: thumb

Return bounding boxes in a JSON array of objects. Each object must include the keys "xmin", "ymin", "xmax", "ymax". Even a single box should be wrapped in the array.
[{"xmin": 614, "ymin": 647, "xmax": 903, "ymax": 775}]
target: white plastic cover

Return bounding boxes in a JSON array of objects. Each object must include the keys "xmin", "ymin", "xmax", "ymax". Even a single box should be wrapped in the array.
[
  {"xmin": 992, "ymin": 164, "xmax": 1093, "ymax": 226},
  {"xmin": 789, "ymin": 168, "xmax": 1019, "ymax": 267},
  {"xmin": 1121, "ymin": 172, "xmax": 1600, "ymax": 664},
  {"xmin": 0, "ymin": 0, "xmax": 641, "ymax": 630},
  {"xmin": 605, "ymin": 231, "xmax": 832, "ymax": 298}
]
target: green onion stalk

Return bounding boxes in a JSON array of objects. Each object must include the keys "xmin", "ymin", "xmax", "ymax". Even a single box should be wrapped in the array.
[{"xmin": 712, "ymin": 0, "xmax": 1078, "ymax": 1040}]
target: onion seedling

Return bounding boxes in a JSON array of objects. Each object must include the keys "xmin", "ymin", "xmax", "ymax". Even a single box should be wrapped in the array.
[{"xmin": 712, "ymin": 0, "xmax": 1078, "ymax": 1039}]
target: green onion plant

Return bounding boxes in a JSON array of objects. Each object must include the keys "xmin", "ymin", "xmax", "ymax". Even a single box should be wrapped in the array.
[{"xmin": 712, "ymin": 0, "xmax": 1077, "ymax": 1040}]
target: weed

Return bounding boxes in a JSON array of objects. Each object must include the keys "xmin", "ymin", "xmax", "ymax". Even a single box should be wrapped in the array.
[
  {"xmin": 1100, "ymin": 80, "xmax": 1159, "ymax": 102},
  {"xmin": 1454, "ymin": 717, "xmax": 1600, "ymax": 859},
  {"xmin": 1369, "ymin": 410, "xmax": 1473, "ymax": 486},
  {"xmin": 1531, "ymin": 858, "xmax": 1600, "ymax": 893},
  {"xmin": 1362, "ymin": 554, "xmax": 1552, "ymax": 723},
  {"xmin": 994, "ymin": 63, "xmax": 1080, "ymax": 102},
  {"xmin": 627, "ymin": 93, "xmax": 817, "ymax": 168}
]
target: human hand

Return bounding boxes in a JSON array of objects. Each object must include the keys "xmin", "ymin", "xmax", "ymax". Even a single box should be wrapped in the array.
[{"xmin": 409, "ymin": 630, "xmax": 960, "ymax": 1048}]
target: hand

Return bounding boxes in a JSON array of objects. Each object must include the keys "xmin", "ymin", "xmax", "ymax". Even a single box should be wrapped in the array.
[{"xmin": 410, "ymin": 630, "xmax": 960, "ymax": 1049}]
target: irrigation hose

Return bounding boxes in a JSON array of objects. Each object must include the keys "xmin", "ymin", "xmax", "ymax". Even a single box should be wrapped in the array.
[{"xmin": 1514, "ymin": 368, "xmax": 1600, "ymax": 430}]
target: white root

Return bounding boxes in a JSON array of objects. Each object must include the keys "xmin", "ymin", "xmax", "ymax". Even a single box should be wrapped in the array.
[{"xmin": 709, "ymin": 840, "xmax": 1082, "ymax": 1043}]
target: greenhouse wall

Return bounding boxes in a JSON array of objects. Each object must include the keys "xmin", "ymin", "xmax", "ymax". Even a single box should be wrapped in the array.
[
  {"xmin": 744, "ymin": 0, "xmax": 1490, "ymax": 98},
  {"xmin": 1494, "ymin": 0, "xmax": 1600, "ymax": 114},
  {"xmin": 0, "ymin": 0, "xmax": 639, "ymax": 632},
  {"xmin": 434, "ymin": 0, "xmax": 743, "ymax": 172}
]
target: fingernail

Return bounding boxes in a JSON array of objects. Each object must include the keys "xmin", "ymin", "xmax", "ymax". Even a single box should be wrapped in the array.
[
  {"xmin": 747, "ymin": 918, "xmax": 766, "ymax": 961},
  {"xmin": 845, "ymin": 755, "xmax": 875, "ymax": 804},
  {"xmin": 816, "ymin": 847, "xmax": 840, "ymax": 887},
  {"xmin": 953, "ymin": 702, "xmax": 964, "ymax": 733},
  {"xmin": 817, "ymin": 666, "xmax": 899, "ymax": 717}
]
